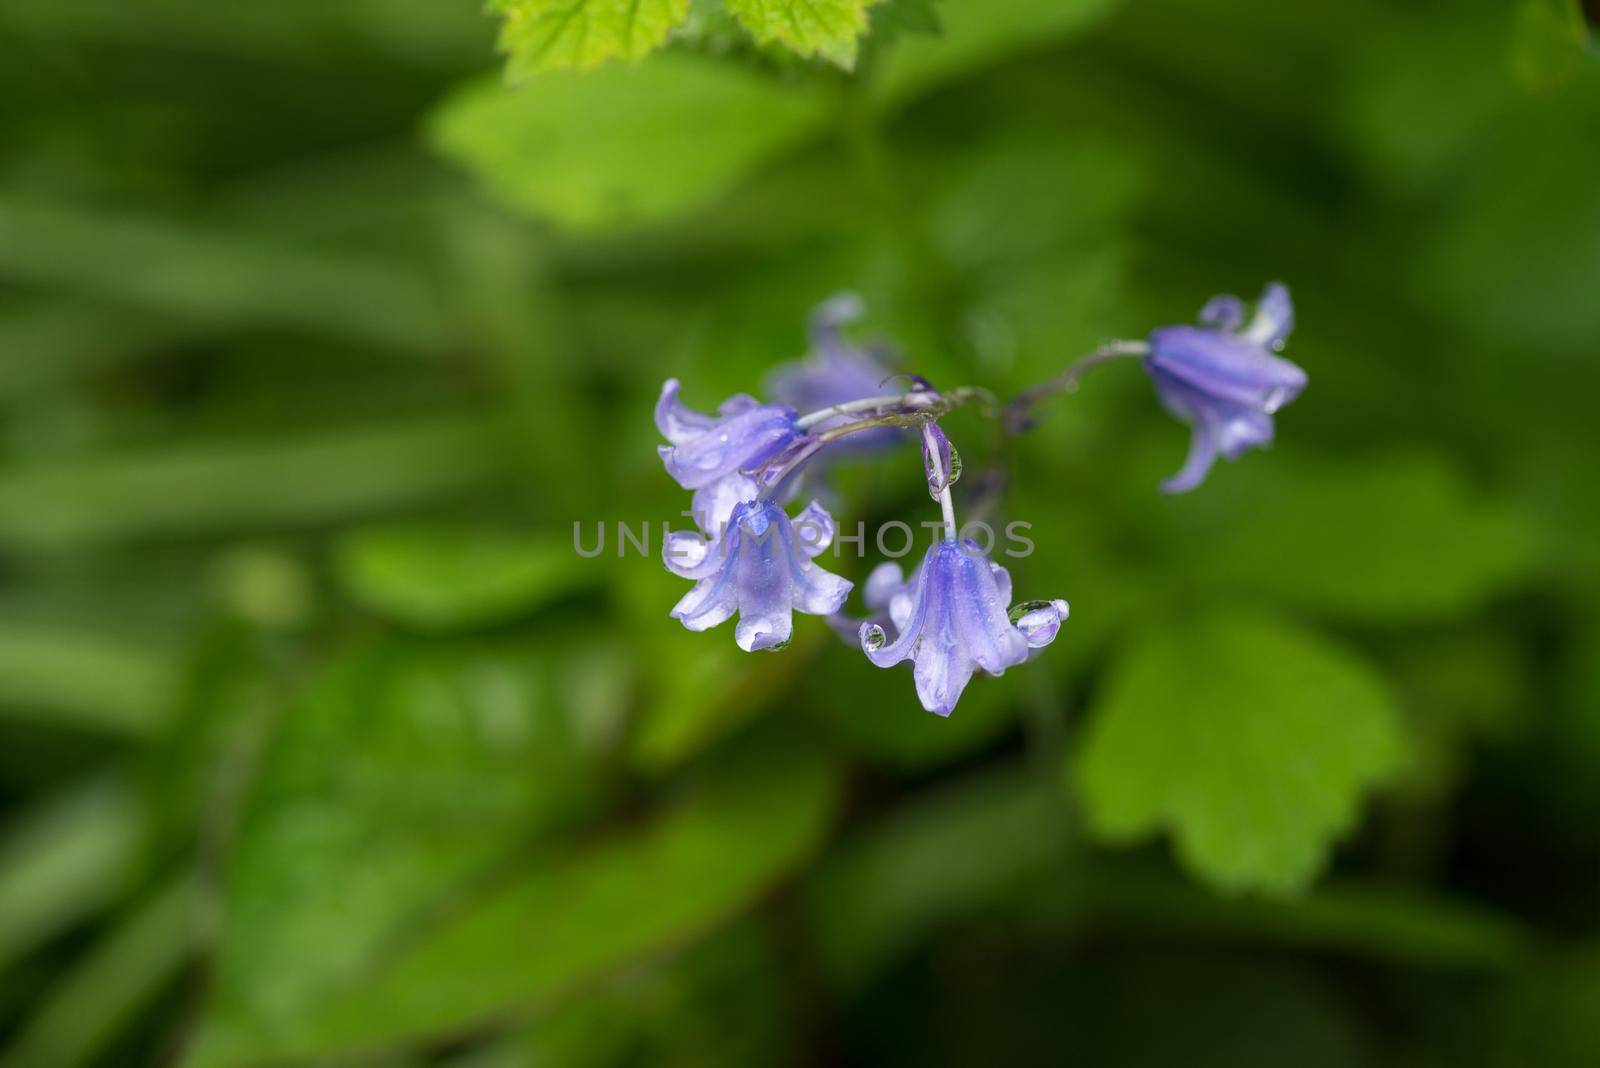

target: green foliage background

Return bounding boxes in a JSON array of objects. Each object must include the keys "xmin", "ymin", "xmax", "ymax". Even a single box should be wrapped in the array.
[{"xmin": 1, "ymin": 0, "xmax": 1597, "ymax": 1064}]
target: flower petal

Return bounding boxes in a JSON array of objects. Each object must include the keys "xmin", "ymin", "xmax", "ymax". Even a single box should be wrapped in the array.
[
  {"xmin": 792, "ymin": 563, "xmax": 852, "ymax": 616},
  {"xmin": 1161, "ymin": 422, "xmax": 1222, "ymax": 494},
  {"xmin": 808, "ymin": 291, "xmax": 866, "ymax": 353},
  {"xmin": 1199, "ymin": 294, "xmax": 1246, "ymax": 331},
  {"xmin": 913, "ymin": 643, "xmax": 975, "ymax": 717},
  {"xmin": 655, "ymin": 379, "xmax": 716, "ymax": 444},
  {"xmin": 988, "ymin": 560, "xmax": 1013, "ymax": 608},
  {"xmin": 1239, "ymin": 281, "xmax": 1294, "ymax": 349},
  {"xmin": 671, "ymin": 571, "xmax": 738, "ymax": 631},
  {"xmin": 659, "ymin": 404, "xmax": 798, "ymax": 490},
  {"xmin": 691, "ymin": 474, "xmax": 760, "ymax": 535},
  {"xmin": 791, "ymin": 500, "xmax": 836, "ymax": 558},
  {"xmin": 863, "ymin": 562, "xmax": 905, "ymax": 612},
  {"xmin": 951, "ymin": 551, "xmax": 1029, "ymax": 676},
  {"xmin": 1216, "ymin": 406, "xmax": 1275, "ymax": 459},
  {"xmin": 1147, "ymin": 327, "xmax": 1306, "ymax": 413},
  {"xmin": 732, "ymin": 516, "xmax": 792, "ymax": 651},
  {"xmin": 662, "ymin": 528, "xmax": 718, "ymax": 579}
]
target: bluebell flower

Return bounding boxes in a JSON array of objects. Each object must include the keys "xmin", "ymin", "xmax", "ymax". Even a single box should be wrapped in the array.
[
  {"xmin": 664, "ymin": 499, "xmax": 852, "ymax": 652},
  {"xmin": 1145, "ymin": 282, "xmax": 1307, "ymax": 493},
  {"xmin": 859, "ymin": 539, "xmax": 1068, "ymax": 715},
  {"xmin": 656, "ymin": 379, "xmax": 799, "ymax": 492},
  {"xmin": 767, "ymin": 292, "xmax": 898, "ymax": 440}
]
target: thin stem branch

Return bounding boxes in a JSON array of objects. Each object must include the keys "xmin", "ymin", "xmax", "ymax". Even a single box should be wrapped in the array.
[
  {"xmin": 1003, "ymin": 339, "xmax": 1149, "ymax": 432},
  {"xmin": 795, "ymin": 385, "xmax": 993, "ymax": 431},
  {"xmin": 795, "ymin": 391, "xmax": 938, "ymax": 430}
]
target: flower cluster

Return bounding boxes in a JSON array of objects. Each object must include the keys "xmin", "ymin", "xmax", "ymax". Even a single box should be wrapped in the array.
[{"xmin": 655, "ymin": 286, "xmax": 1305, "ymax": 716}]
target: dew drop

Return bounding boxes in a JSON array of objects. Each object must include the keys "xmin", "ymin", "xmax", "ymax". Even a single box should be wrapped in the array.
[
  {"xmin": 1010, "ymin": 598, "xmax": 1069, "ymax": 648},
  {"xmin": 862, "ymin": 623, "xmax": 887, "ymax": 652}
]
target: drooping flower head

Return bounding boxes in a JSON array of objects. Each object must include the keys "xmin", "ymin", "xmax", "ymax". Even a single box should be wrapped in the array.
[
  {"xmin": 859, "ymin": 539, "xmax": 1067, "ymax": 715},
  {"xmin": 665, "ymin": 499, "xmax": 851, "ymax": 652},
  {"xmin": 656, "ymin": 378, "xmax": 799, "ymax": 531},
  {"xmin": 1144, "ymin": 282, "xmax": 1307, "ymax": 493},
  {"xmin": 767, "ymin": 292, "xmax": 898, "ymax": 441}
]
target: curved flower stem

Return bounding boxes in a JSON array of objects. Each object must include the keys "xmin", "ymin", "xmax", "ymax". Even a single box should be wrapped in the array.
[
  {"xmin": 921, "ymin": 423, "xmax": 958, "ymax": 539},
  {"xmin": 1002, "ymin": 340, "xmax": 1150, "ymax": 433},
  {"xmin": 795, "ymin": 390, "xmax": 939, "ymax": 430},
  {"xmin": 795, "ymin": 385, "xmax": 995, "ymax": 431},
  {"xmin": 752, "ymin": 408, "xmax": 946, "ymax": 498}
]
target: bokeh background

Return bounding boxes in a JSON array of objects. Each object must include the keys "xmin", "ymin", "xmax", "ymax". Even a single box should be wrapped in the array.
[{"xmin": 2, "ymin": 0, "xmax": 1598, "ymax": 1065}]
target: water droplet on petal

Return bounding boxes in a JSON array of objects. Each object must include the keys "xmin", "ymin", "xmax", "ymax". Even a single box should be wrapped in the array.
[
  {"xmin": 1009, "ymin": 599, "xmax": 1069, "ymax": 648},
  {"xmin": 946, "ymin": 442, "xmax": 962, "ymax": 486},
  {"xmin": 862, "ymin": 623, "xmax": 887, "ymax": 652},
  {"xmin": 767, "ymin": 638, "xmax": 790, "ymax": 652}
]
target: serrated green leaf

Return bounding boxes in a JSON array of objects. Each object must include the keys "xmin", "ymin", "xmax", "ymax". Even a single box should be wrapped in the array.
[
  {"xmin": 722, "ymin": 0, "xmax": 875, "ymax": 68},
  {"xmin": 1075, "ymin": 608, "xmax": 1406, "ymax": 895},
  {"xmin": 429, "ymin": 54, "xmax": 826, "ymax": 231},
  {"xmin": 334, "ymin": 523, "xmax": 589, "ymax": 631},
  {"xmin": 490, "ymin": 0, "xmax": 692, "ymax": 78},
  {"xmin": 187, "ymin": 726, "xmax": 837, "ymax": 1067}
]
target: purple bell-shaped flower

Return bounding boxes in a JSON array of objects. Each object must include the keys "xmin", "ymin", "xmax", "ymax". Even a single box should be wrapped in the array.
[
  {"xmin": 656, "ymin": 379, "xmax": 799, "ymax": 492},
  {"xmin": 858, "ymin": 539, "xmax": 1068, "ymax": 715},
  {"xmin": 665, "ymin": 499, "xmax": 852, "ymax": 652},
  {"xmin": 766, "ymin": 293, "xmax": 901, "ymax": 450},
  {"xmin": 1145, "ymin": 282, "xmax": 1307, "ymax": 493}
]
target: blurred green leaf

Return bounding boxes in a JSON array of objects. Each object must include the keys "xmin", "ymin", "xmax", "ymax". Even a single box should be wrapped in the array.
[
  {"xmin": 1075, "ymin": 607, "xmax": 1406, "ymax": 894},
  {"xmin": 619, "ymin": 565, "xmax": 808, "ymax": 773},
  {"xmin": 1151, "ymin": 451, "xmax": 1540, "ymax": 625},
  {"xmin": 801, "ymin": 639, "xmax": 1021, "ymax": 769},
  {"xmin": 868, "ymin": 0, "xmax": 941, "ymax": 42},
  {"xmin": 0, "ymin": 879, "xmax": 191, "ymax": 1068},
  {"xmin": 0, "ymin": 200, "xmax": 453, "ymax": 353},
  {"xmin": 429, "ymin": 55, "xmax": 827, "ymax": 232},
  {"xmin": 0, "ymin": 416, "xmax": 504, "ymax": 551},
  {"xmin": 191, "ymin": 634, "xmax": 604, "ymax": 1066},
  {"xmin": 189, "ymin": 725, "xmax": 838, "ymax": 1066},
  {"xmin": 0, "ymin": 302, "xmax": 178, "ymax": 403},
  {"xmin": 724, "ymin": 0, "xmax": 874, "ymax": 68},
  {"xmin": 1512, "ymin": 0, "xmax": 1588, "ymax": 92},
  {"xmin": 808, "ymin": 767, "xmax": 1069, "ymax": 989},
  {"xmin": 335, "ymin": 524, "xmax": 590, "ymax": 631},
  {"xmin": 871, "ymin": 0, "xmax": 1124, "ymax": 107},
  {"xmin": 1075, "ymin": 870, "xmax": 1530, "ymax": 972},
  {"xmin": 0, "ymin": 778, "xmax": 140, "ymax": 973},
  {"xmin": 1487, "ymin": 953, "xmax": 1600, "ymax": 1067},
  {"xmin": 442, "ymin": 921, "xmax": 789, "ymax": 1068},
  {"xmin": 0, "ymin": 623, "xmax": 178, "ymax": 735},
  {"xmin": 489, "ymin": 0, "xmax": 691, "ymax": 78},
  {"xmin": 0, "ymin": 0, "xmax": 489, "ymax": 66}
]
